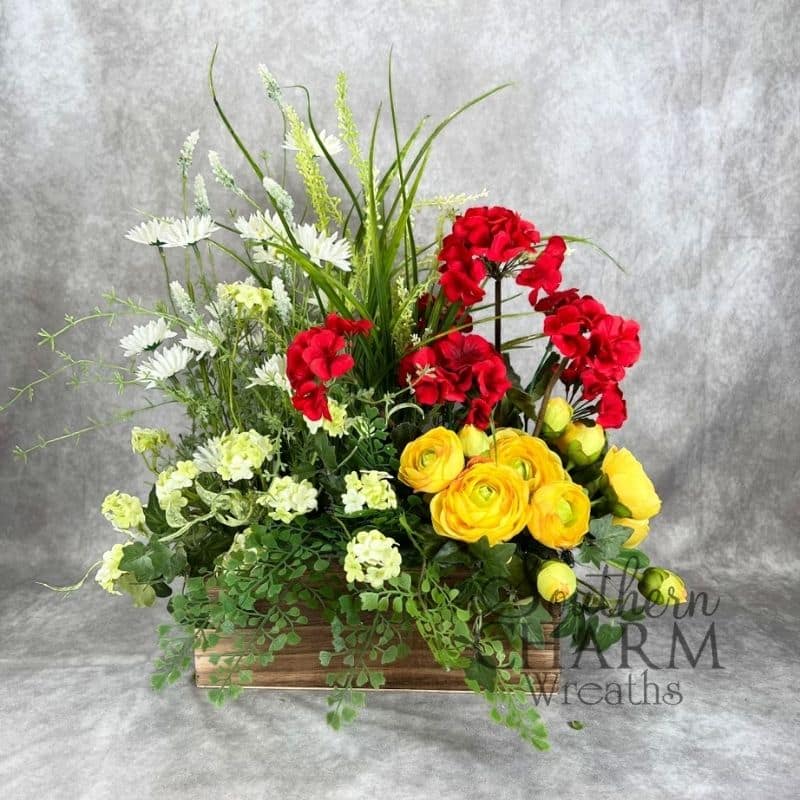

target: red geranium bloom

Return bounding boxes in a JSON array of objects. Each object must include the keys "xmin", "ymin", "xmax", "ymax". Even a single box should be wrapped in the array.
[
  {"xmin": 438, "ymin": 258, "xmax": 487, "ymax": 306},
  {"xmin": 590, "ymin": 315, "xmax": 641, "ymax": 377},
  {"xmin": 464, "ymin": 398, "xmax": 493, "ymax": 428},
  {"xmin": 516, "ymin": 236, "xmax": 567, "ymax": 304},
  {"xmin": 543, "ymin": 305, "xmax": 591, "ymax": 359},
  {"xmin": 300, "ymin": 329, "xmax": 354, "ymax": 382},
  {"xmin": 596, "ymin": 383, "xmax": 627, "ymax": 428},
  {"xmin": 291, "ymin": 380, "xmax": 331, "ymax": 421},
  {"xmin": 325, "ymin": 313, "xmax": 373, "ymax": 337},
  {"xmin": 534, "ymin": 288, "xmax": 580, "ymax": 314}
]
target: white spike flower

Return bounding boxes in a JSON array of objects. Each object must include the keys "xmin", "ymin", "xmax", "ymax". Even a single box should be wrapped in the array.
[
  {"xmin": 271, "ymin": 275, "xmax": 292, "ymax": 324},
  {"xmin": 161, "ymin": 216, "xmax": 219, "ymax": 248},
  {"xmin": 119, "ymin": 318, "xmax": 177, "ymax": 358},
  {"xmin": 248, "ymin": 354, "xmax": 291, "ymax": 393},
  {"xmin": 283, "ymin": 126, "xmax": 343, "ymax": 158},
  {"xmin": 294, "ymin": 223, "xmax": 352, "ymax": 272},
  {"xmin": 135, "ymin": 344, "xmax": 194, "ymax": 387},
  {"xmin": 257, "ymin": 64, "xmax": 284, "ymax": 106},
  {"xmin": 177, "ymin": 129, "xmax": 200, "ymax": 176},
  {"xmin": 262, "ymin": 176, "xmax": 294, "ymax": 215},
  {"xmin": 169, "ymin": 281, "xmax": 197, "ymax": 318},
  {"xmin": 193, "ymin": 174, "xmax": 210, "ymax": 215},
  {"xmin": 124, "ymin": 218, "xmax": 176, "ymax": 246}
]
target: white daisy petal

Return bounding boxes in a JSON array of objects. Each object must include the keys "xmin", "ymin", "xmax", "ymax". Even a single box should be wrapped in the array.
[
  {"xmin": 161, "ymin": 216, "xmax": 219, "ymax": 248},
  {"xmin": 248, "ymin": 354, "xmax": 291, "ymax": 392},
  {"xmin": 135, "ymin": 344, "xmax": 194, "ymax": 388},
  {"xmin": 180, "ymin": 320, "xmax": 223, "ymax": 359},
  {"xmin": 119, "ymin": 319, "xmax": 177, "ymax": 358},
  {"xmin": 125, "ymin": 218, "xmax": 176, "ymax": 246},
  {"xmin": 192, "ymin": 435, "xmax": 224, "ymax": 473},
  {"xmin": 294, "ymin": 223, "xmax": 352, "ymax": 272}
]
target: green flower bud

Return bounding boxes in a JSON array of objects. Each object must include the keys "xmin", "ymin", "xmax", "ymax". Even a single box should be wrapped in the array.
[
  {"xmin": 536, "ymin": 559, "xmax": 577, "ymax": 603},
  {"xmin": 458, "ymin": 424, "xmax": 491, "ymax": 457},
  {"xmin": 541, "ymin": 398, "xmax": 573, "ymax": 439},
  {"xmin": 638, "ymin": 567, "xmax": 687, "ymax": 605},
  {"xmin": 556, "ymin": 422, "xmax": 605, "ymax": 466}
]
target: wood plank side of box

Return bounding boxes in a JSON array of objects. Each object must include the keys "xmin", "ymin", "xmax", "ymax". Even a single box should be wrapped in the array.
[{"xmin": 194, "ymin": 602, "xmax": 561, "ymax": 693}]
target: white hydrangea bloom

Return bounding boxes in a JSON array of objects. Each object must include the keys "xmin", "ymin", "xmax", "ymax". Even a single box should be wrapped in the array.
[
  {"xmin": 283, "ymin": 125, "xmax": 343, "ymax": 158},
  {"xmin": 155, "ymin": 461, "xmax": 198, "ymax": 511},
  {"xmin": 344, "ymin": 529, "xmax": 402, "ymax": 589},
  {"xmin": 304, "ymin": 398, "xmax": 349, "ymax": 437},
  {"xmin": 177, "ymin": 129, "xmax": 200, "ymax": 176},
  {"xmin": 96, "ymin": 543, "xmax": 127, "ymax": 594},
  {"xmin": 135, "ymin": 344, "xmax": 194, "ymax": 387},
  {"xmin": 294, "ymin": 223, "xmax": 352, "ymax": 272},
  {"xmin": 217, "ymin": 282, "xmax": 274, "ymax": 315},
  {"xmin": 216, "ymin": 430, "xmax": 275, "ymax": 482},
  {"xmin": 124, "ymin": 217, "xmax": 176, "ymax": 246},
  {"xmin": 161, "ymin": 215, "xmax": 219, "ymax": 248},
  {"xmin": 257, "ymin": 476, "xmax": 318, "ymax": 523},
  {"xmin": 340, "ymin": 470, "xmax": 397, "ymax": 514},
  {"xmin": 248, "ymin": 354, "xmax": 291, "ymax": 393},
  {"xmin": 119, "ymin": 318, "xmax": 177, "ymax": 358},
  {"xmin": 270, "ymin": 276, "xmax": 292, "ymax": 324}
]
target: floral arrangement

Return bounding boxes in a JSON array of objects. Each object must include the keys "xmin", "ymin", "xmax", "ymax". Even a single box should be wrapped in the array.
[{"xmin": 5, "ymin": 56, "xmax": 686, "ymax": 751}]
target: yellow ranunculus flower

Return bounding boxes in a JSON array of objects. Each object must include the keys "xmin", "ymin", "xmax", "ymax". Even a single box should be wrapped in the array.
[
  {"xmin": 556, "ymin": 422, "xmax": 605, "ymax": 466},
  {"xmin": 541, "ymin": 398, "xmax": 573, "ymax": 438},
  {"xmin": 430, "ymin": 462, "xmax": 530, "ymax": 545},
  {"xmin": 490, "ymin": 431, "xmax": 565, "ymax": 492},
  {"xmin": 602, "ymin": 447, "xmax": 661, "ymax": 520},
  {"xmin": 614, "ymin": 516, "xmax": 650, "ymax": 549},
  {"xmin": 528, "ymin": 480, "xmax": 591, "ymax": 550},
  {"xmin": 398, "ymin": 427, "xmax": 465, "ymax": 493},
  {"xmin": 457, "ymin": 424, "xmax": 491, "ymax": 457},
  {"xmin": 638, "ymin": 567, "xmax": 687, "ymax": 605},
  {"xmin": 536, "ymin": 560, "xmax": 577, "ymax": 602}
]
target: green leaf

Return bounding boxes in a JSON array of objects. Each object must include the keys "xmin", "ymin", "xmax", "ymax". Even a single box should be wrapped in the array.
[
  {"xmin": 465, "ymin": 655, "xmax": 497, "ymax": 692},
  {"xmin": 568, "ymin": 720, "xmax": 585, "ymax": 731}
]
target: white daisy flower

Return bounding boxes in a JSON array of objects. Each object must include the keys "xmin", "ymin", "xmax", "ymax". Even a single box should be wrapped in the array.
[
  {"xmin": 248, "ymin": 354, "xmax": 291, "ymax": 393},
  {"xmin": 283, "ymin": 126, "xmax": 343, "ymax": 158},
  {"xmin": 161, "ymin": 216, "xmax": 219, "ymax": 248},
  {"xmin": 192, "ymin": 435, "xmax": 224, "ymax": 473},
  {"xmin": 294, "ymin": 223, "xmax": 352, "ymax": 272},
  {"xmin": 181, "ymin": 320, "xmax": 223, "ymax": 359},
  {"xmin": 125, "ymin": 218, "xmax": 176, "ymax": 246},
  {"xmin": 234, "ymin": 210, "xmax": 285, "ymax": 241},
  {"xmin": 135, "ymin": 344, "xmax": 194, "ymax": 387},
  {"xmin": 119, "ymin": 318, "xmax": 177, "ymax": 358}
]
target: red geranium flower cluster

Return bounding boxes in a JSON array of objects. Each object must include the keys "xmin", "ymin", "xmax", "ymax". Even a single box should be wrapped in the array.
[
  {"xmin": 398, "ymin": 331, "xmax": 511, "ymax": 429},
  {"xmin": 286, "ymin": 313, "xmax": 372, "ymax": 421},
  {"xmin": 515, "ymin": 236, "xmax": 568, "ymax": 305},
  {"xmin": 437, "ymin": 206, "xmax": 540, "ymax": 306},
  {"xmin": 535, "ymin": 291, "xmax": 641, "ymax": 428}
]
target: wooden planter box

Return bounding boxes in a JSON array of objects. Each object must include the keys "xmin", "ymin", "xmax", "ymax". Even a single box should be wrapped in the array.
[{"xmin": 195, "ymin": 592, "xmax": 561, "ymax": 693}]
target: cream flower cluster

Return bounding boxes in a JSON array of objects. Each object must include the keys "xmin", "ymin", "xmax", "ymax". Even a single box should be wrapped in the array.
[
  {"xmin": 304, "ymin": 398, "xmax": 349, "ymax": 437},
  {"xmin": 216, "ymin": 430, "xmax": 275, "ymax": 482},
  {"xmin": 344, "ymin": 529, "xmax": 402, "ymax": 589},
  {"xmin": 101, "ymin": 491, "xmax": 145, "ymax": 530},
  {"xmin": 96, "ymin": 543, "xmax": 127, "ymax": 594},
  {"xmin": 258, "ymin": 476, "xmax": 318, "ymax": 523},
  {"xmin": 341, "ymin": 470, "xmax": 397, "ymax": 514},
  {"xmin": 156, "ymin": 460, "xmax": 199, "ymax": 511},
  {"xmin": 217, "ymin": 282, "xmax": 274, "ymax": 315},
  {"xmin": 130, "ymin": 427, "xmax": 172, "ymax": 455}
]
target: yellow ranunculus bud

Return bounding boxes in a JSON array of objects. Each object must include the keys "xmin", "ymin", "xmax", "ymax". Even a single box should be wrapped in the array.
[
  {"xmin": 528, "ymin": 480, "xmax": 591, "ymax": 550},
  {"xmin": 614, "ymin": 516, "xmax": 650, "ymax": 549},
  {"xmin": 490, "ymin": 432, "xmax": 565, "ymax": 492},
  {"xmin": 638, "ymin": 567, "xmax": 687, "ymax": 605},
  {"xmin": 541, "ymin": 398, "xmax": 573, "ymax": 438},
  {"xmin": 398, "ymin": 427, "xmax": 465, "ymax": 493},
  {"xmin": 536, "ymin": 560, "xmax": 577, "ymax": 602},
  {"xmin": 556, "ymin": 422, "xmax": 605, "ymax": 466},
  {"xmin": 429, "ymin": 462, "xmax": 530, "ymax": 545},
  {"xmin": 602, "ymin": 447, "xmax": 661, "ymax": 520},
  {"xmin": 458, "ymin": 424, "xmax": 491, "ymax": 457}
]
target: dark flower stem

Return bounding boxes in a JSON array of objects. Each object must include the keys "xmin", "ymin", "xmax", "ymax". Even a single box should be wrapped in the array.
[
  {"xmin": 494, "ymin": 276, "xmax": 503, "ymax": 353},
  {"xmin": 532, "ymin": 358, "xmax": 566, "ymax": 437}
]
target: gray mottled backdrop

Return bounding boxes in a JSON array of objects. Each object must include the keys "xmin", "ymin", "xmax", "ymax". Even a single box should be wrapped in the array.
[{"xmin": 1, "ymin": 2, "xmax": 798, "ymax": 798}]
